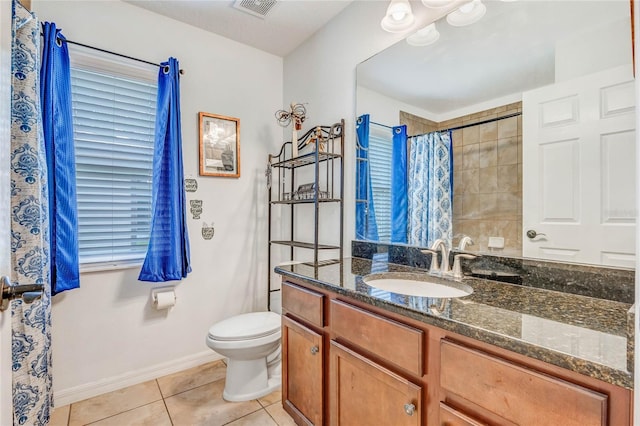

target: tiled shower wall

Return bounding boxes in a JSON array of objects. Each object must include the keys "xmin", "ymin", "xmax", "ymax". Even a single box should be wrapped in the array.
[{"xmin": 400, "ymin": 102, "xmax": 523, "ymax": 255}]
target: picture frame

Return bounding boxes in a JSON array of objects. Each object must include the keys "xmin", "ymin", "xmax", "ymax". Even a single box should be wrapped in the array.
[{"xmin": 199, "ymin": 112, "xmax": 240, "ymax": 178}]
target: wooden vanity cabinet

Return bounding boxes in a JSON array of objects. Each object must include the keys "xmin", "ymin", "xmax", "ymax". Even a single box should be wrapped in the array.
[{"xmin": 280, "ymin": 278, "xmax": 633, "ymax": 426}]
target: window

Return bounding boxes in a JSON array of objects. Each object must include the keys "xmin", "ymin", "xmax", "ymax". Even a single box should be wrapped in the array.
[
  {"xmin": 70, "ymin": 52, "xmax": 157, "ymax": 267},
  {"xmin": 368, "ymin": 125, "xmax": 393, "ymax": 242}
]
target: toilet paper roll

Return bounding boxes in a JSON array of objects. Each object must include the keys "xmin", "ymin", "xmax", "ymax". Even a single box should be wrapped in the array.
[{"xmin": 154, "ymin": 290, "xmax": 176, "ymax": 310}]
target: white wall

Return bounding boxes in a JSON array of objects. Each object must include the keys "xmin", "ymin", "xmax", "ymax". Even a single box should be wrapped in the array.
[{"xmin": 33, "ymin": 0, "xmax": 283, "ymax": 405}]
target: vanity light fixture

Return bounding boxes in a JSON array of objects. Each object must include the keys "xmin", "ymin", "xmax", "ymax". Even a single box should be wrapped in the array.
[
  {"xmin": 421, "ymin": 0, "xmax": 453, "ymax": 7},
  {"xmin": 407, "ymin": 22, "xmax": 440, "ymax": 46},
  {"xmin": 381, "ymin": 0, "xmax": 415, "ymax": 33},
  {"xmin": 446, "ymin": 0, "xmax": 486, "ymax": 27}
]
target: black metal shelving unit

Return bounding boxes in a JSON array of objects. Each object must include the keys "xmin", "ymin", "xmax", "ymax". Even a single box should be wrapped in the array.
[{"xmin": 267, "ymin": 120, "xmax": 344, "ymax": 310}]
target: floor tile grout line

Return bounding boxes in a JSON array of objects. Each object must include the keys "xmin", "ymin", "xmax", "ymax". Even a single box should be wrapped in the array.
[
  {"xmin": 158, "ymin": 379, "xmax": 175, "ymax": 426},
  {"xmin": 263, "ymin": 405, "xmax": 281, "ymax": 426},
  {"xmin": 78, "ymin": 398, "xmax": 165, "ymax": 426},
  {"xmin": 220, "ymin": 406, "xmax": 269, "ymax": 425},
  {"xmin": 161, "ymin": 375, "xmax": 226, "ymax": 400}
]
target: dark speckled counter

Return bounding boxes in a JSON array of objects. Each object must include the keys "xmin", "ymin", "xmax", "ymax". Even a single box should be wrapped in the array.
[{"xmin": 275, "ymin": 257, "xmax": 634, "ymax": 390}]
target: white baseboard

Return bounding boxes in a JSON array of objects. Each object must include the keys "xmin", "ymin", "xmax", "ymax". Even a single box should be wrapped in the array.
[{"xmin": 54, "ymin": 350, "xmax": 224, "ymax": 407}]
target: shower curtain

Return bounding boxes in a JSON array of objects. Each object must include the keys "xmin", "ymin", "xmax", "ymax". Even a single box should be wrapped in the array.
[
  {"xmin": 355, "ymin": 114, "xmax": 379, "ymax": 241},
  {"xmin": 10, "ymin": 1, "xmax": 53, "ymax": 424},
  {"xmin": 407, "ymin": 131, "xmax": 453, "ymax": 248}
]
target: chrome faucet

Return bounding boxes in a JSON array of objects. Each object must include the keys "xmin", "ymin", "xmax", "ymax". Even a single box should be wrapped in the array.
[{"xmin": 430, "ymin": 238, "xmax": 450, "ymax": 274}]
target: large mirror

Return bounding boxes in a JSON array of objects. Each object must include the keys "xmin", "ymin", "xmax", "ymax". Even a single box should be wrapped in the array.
[{"xmin": 356, "ymin": 0, "xmax": 635, "ymax": 268}]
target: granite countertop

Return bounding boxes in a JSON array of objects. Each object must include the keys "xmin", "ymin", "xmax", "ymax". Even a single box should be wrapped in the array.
[{"xmin": 275, "ymin": 257, "xmax": 634, "ymax": 390}]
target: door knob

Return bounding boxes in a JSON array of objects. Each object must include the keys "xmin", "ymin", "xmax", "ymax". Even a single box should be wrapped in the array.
[
  {"xmin": 310, "ymin": 345, "xmax": 319, "ymax": 355},
  {"xmin": 404, "ymin": 403, "xmax": 416, "ymax": 416},
  {"xmin": 526, "ymin": 229, "xmax": 547, "ymax": 239},
  {"xmin": 1, "ymin": 276, "xmax": 44, "ymax": 311}
]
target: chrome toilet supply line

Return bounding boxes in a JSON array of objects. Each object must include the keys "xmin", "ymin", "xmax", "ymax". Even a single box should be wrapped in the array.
[{"xmin": 0, "ymin": 276, "xmax": 43, "ymax": 311}]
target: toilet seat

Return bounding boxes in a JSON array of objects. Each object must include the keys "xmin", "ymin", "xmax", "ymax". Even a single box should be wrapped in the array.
[{"xmin": 208, "ymin": 311, "xmax": 280, "ymax": 341}]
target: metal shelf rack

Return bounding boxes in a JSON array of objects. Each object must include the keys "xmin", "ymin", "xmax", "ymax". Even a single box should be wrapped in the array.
[{"xmin": 267, "ymin": 120, "xmax": 344, "ymax": 309}]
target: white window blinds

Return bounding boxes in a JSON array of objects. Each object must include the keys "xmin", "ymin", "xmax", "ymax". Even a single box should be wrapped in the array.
[
  {"xmin": 70, "ymin": 67, "xmax": 157, "ymax": 266},
  {"xmin": 369, "ymin": 125, "xmax": 393, "ymax": 242}
]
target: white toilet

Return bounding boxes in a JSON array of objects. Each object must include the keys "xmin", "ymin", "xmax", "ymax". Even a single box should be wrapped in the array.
[{"xmin": 206, "ymin": 311, "xmax": 282, "ymax": 402}]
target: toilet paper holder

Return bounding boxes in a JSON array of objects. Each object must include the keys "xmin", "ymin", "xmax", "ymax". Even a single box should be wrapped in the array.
[{"xmin": 151, "ymin": 286, "xmax": 176, "ymax": 309}]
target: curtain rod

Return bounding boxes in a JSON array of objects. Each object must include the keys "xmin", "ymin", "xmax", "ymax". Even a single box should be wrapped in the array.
[
  {"xmin": 42, "ymin": 35, "xmax": 185, "ymax": 75},
  {"xmin": 370, "ymin": 121, "xmax": 394, "ymax": 129},
  {"xmin": 409, "ymin": 111, "xmax": 522, "ymax": 138}
]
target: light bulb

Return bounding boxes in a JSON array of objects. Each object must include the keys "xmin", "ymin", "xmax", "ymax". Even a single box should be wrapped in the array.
[
  {"xmin": 392, "ymin": 11, "xmax": 407, "ymax": 21},
  {"xmin": 460, "ymin": 1, "xmax": 475, "ymax": 13}
]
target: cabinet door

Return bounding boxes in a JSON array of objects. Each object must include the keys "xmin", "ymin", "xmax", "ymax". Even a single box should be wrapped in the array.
[
  {"xmin": 282, "ymin": 315, "xmax": 323, "ymax": 425},
  {"xmin": 330, "ymin": 341, "xmax": 422, "ymax": 426}
]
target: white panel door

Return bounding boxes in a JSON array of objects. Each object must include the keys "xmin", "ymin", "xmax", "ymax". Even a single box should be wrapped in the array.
[
  {"xmin": 1, "ymin": 0, "xmax": 13, "ymax": 422},
  {"xmin": 523, "ymin": 65, "xmax": 636, "ymax": 267}
]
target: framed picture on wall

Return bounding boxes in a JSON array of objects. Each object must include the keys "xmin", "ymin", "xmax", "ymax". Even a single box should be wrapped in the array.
[{"xmin": 199, "ymin": 112, "xmax": 240, "ymax": 178}]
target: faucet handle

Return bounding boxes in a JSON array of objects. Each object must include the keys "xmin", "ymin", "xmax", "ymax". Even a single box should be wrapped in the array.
[
  {"xmin": 421, "ymin": 249, "xmax": 440, "ymax": 273},
  {"xmin": 451, "ymin": 253, "xmax": 477, "ymax": 280}
]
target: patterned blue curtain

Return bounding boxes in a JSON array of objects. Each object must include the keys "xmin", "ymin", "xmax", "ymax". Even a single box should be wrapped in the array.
[
  {"xmin": 391, "ymin": 125, "xmax": 408, "ymax": 243},
  {"xmin": 40, "ymin": 22, "xmax": 79, "ymax": 295},
  {"xmin": 355, "ymin": 114, "xmax": 379, "ymax": 241},
  {"xmin": 139, "ymin": 58, "xmax": 191, "ymax": 282},
  {"xmin": 407, "ymin": 131, "xmax": 453, "ymax": 248},
  {"xmin": 10, "ymin": 2, "xmax": 53, "ymax": 424}
]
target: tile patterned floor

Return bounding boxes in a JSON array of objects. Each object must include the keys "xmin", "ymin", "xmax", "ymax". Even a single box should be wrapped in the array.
[{"xmin": 49, "ymin": 360, "xmax": 295, "ymax": 426}]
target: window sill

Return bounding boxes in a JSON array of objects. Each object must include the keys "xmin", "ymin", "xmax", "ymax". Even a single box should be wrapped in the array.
[{"xmin": 80, "ymin": 260, "xmax": 143, "ymax": 274}]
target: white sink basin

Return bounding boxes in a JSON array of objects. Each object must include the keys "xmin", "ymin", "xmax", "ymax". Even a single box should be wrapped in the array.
[{"xmin": 362, "ymin": 272, "xmax": 473, "ymax": 298}]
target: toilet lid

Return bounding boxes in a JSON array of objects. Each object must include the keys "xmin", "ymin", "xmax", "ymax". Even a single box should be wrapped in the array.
[{"xmin": 208, "ymin": 311, "xmax": 281, "ymax": 341}]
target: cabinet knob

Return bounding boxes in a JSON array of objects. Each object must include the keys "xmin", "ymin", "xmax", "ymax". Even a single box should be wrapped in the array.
[
  {"xmin": 404, "ymin": 403, "xmax": 416, "ymax": 416},
  {"xmin": 310, "ymin": 345, "xmax": 319, "ymax": 355}
]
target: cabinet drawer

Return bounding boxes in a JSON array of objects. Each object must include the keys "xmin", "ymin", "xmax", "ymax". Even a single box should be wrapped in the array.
[
  {"xmin": 282, "ymin": 282, "xmax": 324, "ymax": 327},
  {"xmin": 330, "ymin": 299, "xmax": 424, "ymax": 376},
  {"xmin": 440, "ymin": 340, "xmax": 608, "ymax": 426}
]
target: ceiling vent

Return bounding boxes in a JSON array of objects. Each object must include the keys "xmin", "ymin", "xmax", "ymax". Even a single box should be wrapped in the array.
[{"xmin": 233, "ymin": 0, "xmax": 278, "ymax": 19}]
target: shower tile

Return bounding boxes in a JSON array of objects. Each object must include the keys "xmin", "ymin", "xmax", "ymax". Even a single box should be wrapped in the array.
[
  {"xmin": 157, "ymin": 359, "xmax": 226, "ymax": 398},
  {"xmin": 498, "ymin": 116, "xmax": 518, "ymax": 139},
  {"xmin": 227, "ymin": 409, "xmax": 278, "ymax": 426},
  {"xmin": 461, "ymin": 194, "xmax": 480, "ymax": 220},
  {"xmin": 497, "ymin": 137, "xmax": 518, "ymax": 165},
  {"xmin": 164, "ymin": 380, "xmax": 261, "ymax": 426},
  {"xmin": 258, "ymin": 390, "xmax": 282, "ymax": 407},
  {"xmin": 453, "ymin": 194, "xmax": 463, "ymax": 217},
  {"xmin": 462, "ymin": 144, "xmax": 479, "ymax": 170},
  {"xmin": 497, "ymin": 165, "xmax": 519, "ymax": 193},
  {"xmin": 460, "ymin": 169, "xmax": 479, "ymax": 194},
  {"xmin": 479, "ymin": 122, "xmax": 497, "ymax": 142},
  {"xmin": 462, "ymin": 125, "xmax": 480, "ymax": 145},
  {"xmin": 479, "ymin": 167, "xmax": 498, "ymax": 193},
  {"xmin": 69, "ymin": 380, "xmax": 162, "ymax": 426},
  {"xmin": 89, "ymin": 400, "xmax": 171, "ymax": 426},
  {"xmin": 49, "ymin": 404, "xmax": 70, "ymax": 426},
  {"xmin": 266, "ymin": 403, "xmax": 298, "ymax": 426},
  {"xmin": 478, "ymin": 141, "xmax": 497, "ymax": 168}
]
